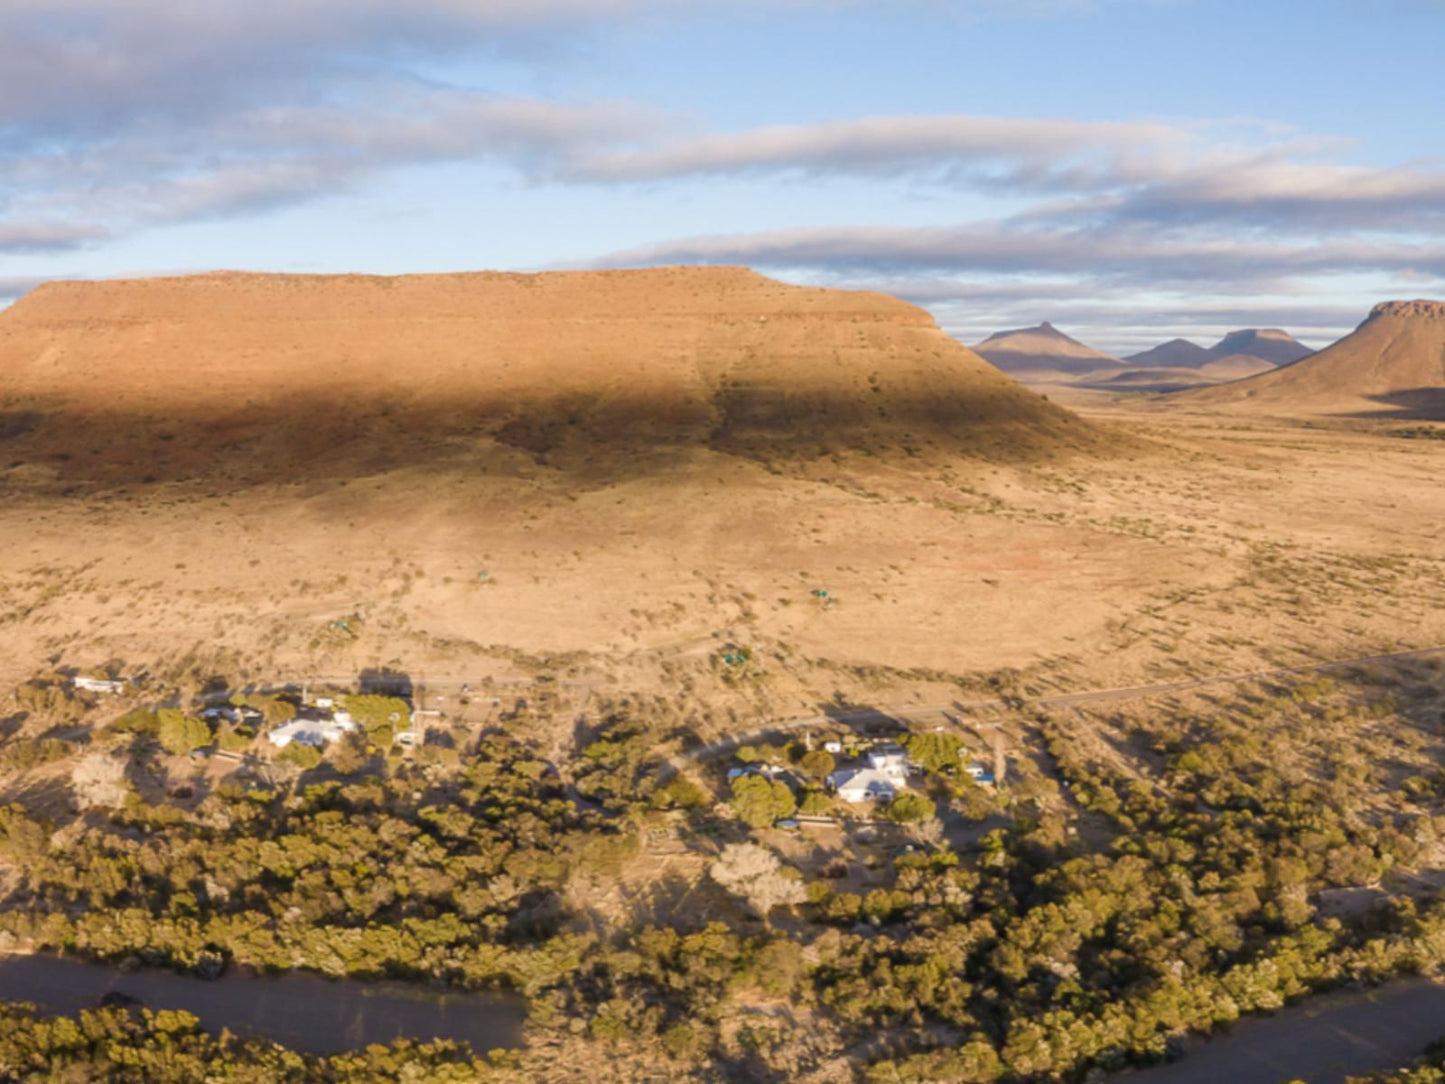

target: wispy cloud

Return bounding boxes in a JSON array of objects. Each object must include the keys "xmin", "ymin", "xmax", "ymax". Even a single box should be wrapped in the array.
[
  {"xmin": 1, "ymin": 0, "xmax": 1436, "ymax": 347},
  {"xmin": 571, "ymin": 114, "xmax": 1445, "ymax": 236},
  {"xmin": 588, "ymin": 222, "xmax": 1445, "ymax": 287},
  {"xmin": 573, "ymin": 115, "xmax": 1191, "ymax": 183},
  {"xmin": 0, "ymin": 220, "xmax": 111, "ymax": 253},
  {"xmin": 0, "ymin": 275, "xmax": 55, "ymax": 302}
]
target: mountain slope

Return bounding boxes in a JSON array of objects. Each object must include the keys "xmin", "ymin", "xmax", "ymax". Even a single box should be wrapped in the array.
[
  {"xmin": 1124, "ymin": 329, "xmax": 1309, "ymax": 372},
  {"xmin": 1206, "ymin": 328, "xmax": 1311, "ymax": 367},
  {"xmin": 1123, "ymin": 339, "xmax": 1212, "ymax": 369},
  {"xmin": 1181, "ymin": 300, "xmax": 1445, "ymax": 416},
  {"xmin": 0, "ymin": 268, "xmax": 1110, "ymax": 486},
  {"xmin": 971, "ymin": 322, "xmax": 1123, "ymax": 378},
  {"xmin": 1087, "ymin": 353, "xmax": 1277, "ymax": 392}
]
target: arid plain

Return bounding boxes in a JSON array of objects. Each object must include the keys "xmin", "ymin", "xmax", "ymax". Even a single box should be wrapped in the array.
[
  {"xmin": 3, "ymin": 270, "xmax": 1443, "ymax": 730},
  {"xmin": 5, "ymin": 270, "xmax": 1445, "ymax": 1082}
]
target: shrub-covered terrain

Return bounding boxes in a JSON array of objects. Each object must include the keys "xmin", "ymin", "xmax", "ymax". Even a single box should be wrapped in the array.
[{"xmin": 2, "ymin": 667, "xmax": 1445, "ymax": 1082}]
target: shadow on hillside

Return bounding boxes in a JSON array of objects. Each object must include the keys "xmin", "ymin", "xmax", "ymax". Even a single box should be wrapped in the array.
[
  {"xmin": 0, "ymin": 380, "xmax": 1118, "ymax": 497},
  {"xmin": 1339, "ymin": 387, "xmax": 1445, "ymax": 421}
]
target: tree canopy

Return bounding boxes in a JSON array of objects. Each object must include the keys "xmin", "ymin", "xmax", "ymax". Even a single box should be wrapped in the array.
[{"xmin": 730, "ymin": 775, "xmax": 796, "ymax": 828}]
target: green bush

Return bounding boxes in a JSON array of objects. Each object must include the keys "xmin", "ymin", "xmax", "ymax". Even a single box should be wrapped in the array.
[
  {"xmin": 799, "ymin": 789, "xmax": 834, "ymax": 815},
  {"xmin": 886, "ymin": 792, "xmax": 935, "ymax": 823},
  {"xmin": 157, "ymin": 710, "xmax": 212, "ymax": 755},
  {"xmin": 730, "ymin": 775, "xmax": 796, "ymax": 828},
  {"xmin": 652, "ymin": 774, "xmax": 707, "ymax": 811},
  {"xmin": 799, "ymin": 749, "xmax": 836, "ymax": 780},
  {"xmin": 344, "ymin": 695, "xmax": 410, "ymax": 746},
  {"xmin": 905, "ymin": 732, "xmax": 963, "ymax": 774},
  {"xmin": 277, "ymin": 741, "xmax": 323, "ymax": 770}
]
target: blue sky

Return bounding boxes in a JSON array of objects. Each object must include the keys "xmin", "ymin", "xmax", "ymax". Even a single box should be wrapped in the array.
[{"xmin": 2, "ymin": 0, "xmax": 1443, "ymax": 354}]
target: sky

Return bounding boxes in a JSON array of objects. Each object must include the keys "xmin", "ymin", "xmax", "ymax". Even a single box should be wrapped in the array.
[{"xmin": 2, "ymin": 0, "xmax": 1444, "ymax": 355}]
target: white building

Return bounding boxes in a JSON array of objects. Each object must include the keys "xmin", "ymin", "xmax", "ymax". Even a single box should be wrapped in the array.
[
  {"xmin": 829, "ymin": 745, "xmax": 912, "ymax": 804},
  {"xmin": 866, "ymin": 746, "xmax": 910, "ymax": 773},
  {"xmin": 268, "ymin": 714, "xmax": 359, "ymax": 749},
  {"xmin": 72, "ymin": 677, "xmax": 126, "ymax": 695},
  {"xmin": 966, "ymin": 762, "xmax": 997, "ymax": 785},
  {"xmin": 830, "ymin": 768, "xmax": 901, "ymax": 803}
]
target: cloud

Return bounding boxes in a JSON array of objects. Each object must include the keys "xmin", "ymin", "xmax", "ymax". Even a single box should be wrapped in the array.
[
  {"xmin": 0, "ymin": 89, "xmax": 658, "ymax": 250},
  {"xmin": 0, "ymin": 220, "xmax": 111, "ymax": 254},
  {"xmin": 0, "ymin": 275, "xmax": 53, "ymax": 302},
  {"xmin": 0, "ymin": 0, "xmax": 695, "ymax": 253},
  {"xmin": 0, "ymin": 0, "xmax": 1435, "ymax": 348},
  {"xmin": 584, "ymin": 222, "xmax": 1440, "ymax": 350},
  {"xmin": 589, "ymin": 222, "xmax": 1445, "ymax": 287},
  {"xmin": 573, "ymin": 114, "xmax": 1190, "ymax": 183},
  {"xmin": 0, "ymin": 0, "xmax": 661, "ymax": 129},
  {"xmin": 571, "ymin": 114, "xmax": 1445, "ymax": 236}
]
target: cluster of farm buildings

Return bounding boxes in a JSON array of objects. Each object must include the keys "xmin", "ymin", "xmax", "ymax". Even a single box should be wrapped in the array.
[
  {"xmin": 732, "ymin": 739, "xmax": 995, "ymax": 806},
  {"xmin": 69, "ymin": 676, "xmax": 414, "ymax": 751}
]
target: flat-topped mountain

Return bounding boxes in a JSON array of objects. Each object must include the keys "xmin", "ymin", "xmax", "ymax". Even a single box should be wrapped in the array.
[
  {"xmin": 1125, "ymin": 329, "xmax": 1310, "ymax": 371},
  {"xmin": 0, "ymin": 267, "xmax": 1107, "ymax": 483},
  {"xmin": 1182, "ymin": 300, "xmax": 1445, "ymax": 417},
  {"xmin": 1207, "ymin": 328, "xmax": 1312, "ymax": 368},
  {"xmin": 971, "ymin": 321, "xmax": 1123, "ymax": 379}
]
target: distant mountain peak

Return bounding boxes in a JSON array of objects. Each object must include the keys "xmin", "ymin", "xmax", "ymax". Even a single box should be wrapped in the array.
[
  {"xmin": 972, "ymin": 321, "xmax": 1121, "ymax": 376},
  {"xmin": 1122, "ymin": 338, "xmax": 1211, "ymax": 368},
  {"xmin": 1185, "ymin": 297, "xmax": 1445, "ymax": 414},
  {"xmin": 1207, "ymin": 328, "xmax": 1311, "ymax": 367}
]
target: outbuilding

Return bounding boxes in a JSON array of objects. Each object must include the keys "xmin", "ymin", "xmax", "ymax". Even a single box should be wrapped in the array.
[{"xmin": 830, "ymin": 767, "xmax": 902, "ymax": 804}]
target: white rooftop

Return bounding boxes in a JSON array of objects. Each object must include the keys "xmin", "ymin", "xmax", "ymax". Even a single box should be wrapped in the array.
[{"xmin": 268, "ymin": 715, "xmax": 359, "ymax": 749}]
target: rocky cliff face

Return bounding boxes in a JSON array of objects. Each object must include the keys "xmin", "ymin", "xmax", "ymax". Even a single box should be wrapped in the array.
[{"xmin": 1366, "ymin": 300, "xmax": 1445, "ymax": 322}]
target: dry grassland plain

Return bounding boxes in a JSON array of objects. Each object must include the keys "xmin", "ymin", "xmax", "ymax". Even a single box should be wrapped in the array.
[{"xmin": 1, "ymin": 271, "xmax": 1443, "ymax": 746}]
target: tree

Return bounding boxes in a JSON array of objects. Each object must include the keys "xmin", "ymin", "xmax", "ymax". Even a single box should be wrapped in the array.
[
  {"xmin": 278, "ymin": 741, "xmax": 323, "ymax": 770},
  {"xmin": 730, "ymin": 775, "xmax": 796, "ymax": 828},
  {"xmin": 652, "ymin": 774, "xmax": 707, "ymax": 811},
  {"xmin": 799, "ymin": 789, "xmax": 833, "ymax": 815},
  {"xmin": 710, "ymin": 843, "xmax": 806, "ymax": 919},
  {"xmin": 157, "ymin": 710, "xmax": 212, "ymax": 756},
  {"xmin": 344, "ymin": 695, "xmax": 410, "ymax": 747},
  {"xmin": 325, "ymin": 731, "xmax": 370, "ymax": 775},
  {"xmin": 887, "ymin": 792, "xmax": 936, "ymax": 824},
  {"xmin": 249, "ymin": 695, "xmax": 297, "ymax": 726},
  {"xmin": 799, "ymin": 749, "xmax": 836, "ymax": 781},
  {"xmin": 906, "ymin": 732, "xmax": 964, "ymax": 775}
]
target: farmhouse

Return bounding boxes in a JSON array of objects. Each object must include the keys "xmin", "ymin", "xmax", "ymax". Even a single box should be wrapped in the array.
[
  {"xmin": 830, "ymin": 767, "xmax": 903, "ymax": 803},
  {"xmin": 267, "ymin": 711, "xmax": 358, "ymax": 749},
  {"xmin": 828, "ymin": 744, "xmax": 913, "ymax": 804}
]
